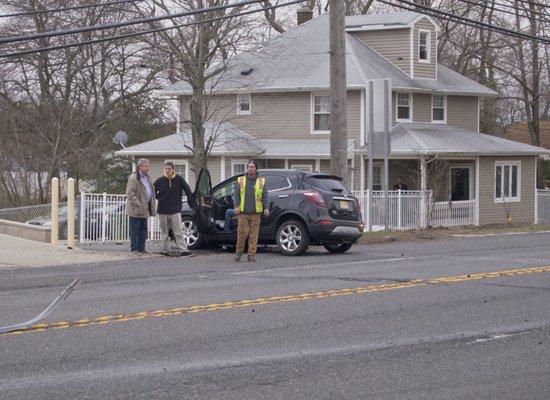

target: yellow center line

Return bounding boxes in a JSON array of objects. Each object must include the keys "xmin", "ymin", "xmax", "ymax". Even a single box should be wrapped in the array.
[{"xmin": 6, "ymin": 265, "xmax": 550, "ymax": 336}]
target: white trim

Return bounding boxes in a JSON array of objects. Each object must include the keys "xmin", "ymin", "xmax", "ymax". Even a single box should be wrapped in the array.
[
  {"xmin": 284, "ymin": 159, "xmax": 289, "ymax": 169},
  {"xmin": 291, "ymin": 164, "xmax": 313, "ymax": 171},
  {"xmin": 315, "ymin": 159, "xmax": 321, "ymax": 172},
  {"xmin": 360, "ymin": 88, "xmax": 365, "ymax": 145},
  {"xmin": 311, "ymin": 92, "xmax": 331, "ymax": 135},
  {"xmin": 477, "ymin": 96, "xmax": 480, "ymax": 133},
  {"xmin": 475, "ymin": 157, "xmax": 480, "ymax": 226},
  {"xmin": 418, "ymin": 29, "xmax": 431, "ymax": 64},
  {"xmin": 237, "ymin": 93, "xmax": 251, "ymax": 115},
  {"xmin": 494, "ymin": 161, "xmax": 522, "ymax": 203},
  {"xmin": 431, "ymin": 94, "xmax": 447, "ymax": 124},
  {"xmin": 409, "ymin": 28, "xmax": 414, "ymax": 77},
  {"xmin": 176, "ymin": 99, "xmax": 181, "ymax": 135},
  {"xmin": 220, "ymin": 155, "xmax": 226, "ymax": 181},
  {"xmin": 396, "ymin": 92, "xmax": 413, "ymax": 123},
  {"xmin": 231, "ymin": 158, "xmax": 248, "ymax": 176},
  {"xmin": 164, "ymin": 159, "xmax": 189, "ymax": 181},
  {"xmin": 360, "ymin": 156, "xmax": 365, "ymax": 192},
  {"xmin": 346, "ymin": 24, "xmax": 410, "ymax": 32},
  {"xmin": 449, "ymin": 164, "xmax": 474, "ymax": 201}
]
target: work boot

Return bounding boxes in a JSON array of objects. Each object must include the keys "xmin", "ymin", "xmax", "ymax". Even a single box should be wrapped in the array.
[
  {"xmin": 234, "ymin": 253, "xmax": 243, "ymax": 262},
  {"xmin": 247, "ymin": 255, "xmax": 256, "ymax": 262}
]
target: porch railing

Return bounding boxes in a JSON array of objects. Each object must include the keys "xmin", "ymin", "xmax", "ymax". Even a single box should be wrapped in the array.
[
  {"xmin": 430, "ymin": 200, "xmax": 476, "ymax": 228},
  {"xmin": 535, "ymin": 189, "xmax": 550, "ymax": 224}
]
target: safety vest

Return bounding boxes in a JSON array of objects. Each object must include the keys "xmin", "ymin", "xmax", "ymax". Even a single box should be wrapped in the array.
[{"xmin": 237, "ymin": 175, "xmax": 265, "ymax": 213}]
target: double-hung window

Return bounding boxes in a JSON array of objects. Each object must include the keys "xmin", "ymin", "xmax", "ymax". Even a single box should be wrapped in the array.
[
  {"xmin": 419, "ymin": 30, "xmax": 430, "ymax": 63},
  {"xmin": 313, "ymin": 94, "xmax": 331, "ymax": 133},
  {"xmin": 396, "ymin": 93, "xmax": 411, "ymax": 122},
  {"xmin": 432, "ymin": 95, "xmax": 446, "ymax": 123},
  {"xmin": 495, "ymin": 161, "xmax": 521, "ymax": 203},
  {"xmin": 231, "ymin": 159, "xmax": 248, "ymax": 176},
  {"xmin": 237, "ymin": 93, "xmax": 251, "ymax": 115}
]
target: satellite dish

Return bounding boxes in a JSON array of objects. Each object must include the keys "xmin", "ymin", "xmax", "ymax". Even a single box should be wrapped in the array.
[{"xmin": 112, "ymin": 130, "xmax": 129, "ymax": 149}]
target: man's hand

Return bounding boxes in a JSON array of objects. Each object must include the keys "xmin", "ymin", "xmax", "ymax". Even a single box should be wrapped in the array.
[
  {"xmin": 234, "ymin": 208, "xmax": 240, "ymax": 215},
  {"xmin": 263, "ymin": 208, "xmax": 270, "ymax": 217}
]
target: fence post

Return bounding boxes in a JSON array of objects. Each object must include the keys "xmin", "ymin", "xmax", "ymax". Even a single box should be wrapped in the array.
[
  {"xmin": 67, "ymin": 178, "xmax": 75, "ymax": 249},
  {"xmin": 79, "ymin": 192, "xmax": 85, "ymax": 243},
  {"xmin": 397, "ymin": 190, "xmax": 402, "ymax": 230},
  {"xmin": 535, "ymin": 189, "xmax": 538, "ymax": 224},
  {"xmin": 51, "ymin": 177, "xmax": 59, "ymax": 245},
  {"xmin": 366, "ymin": 189, "xmax": 371, "ymax": 232},
  {"xmin": 101, "ymin": 192, "xmax": 107, "ymax": 242}
]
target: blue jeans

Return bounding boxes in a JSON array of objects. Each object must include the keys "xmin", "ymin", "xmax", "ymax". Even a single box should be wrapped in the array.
[
  {"xmin": 129, "ymin": 217, "xmax": 148, "ymax": 252},
  {"xmin": 225, "ymin": 208, "xmax": 236, "ymax": 231}
]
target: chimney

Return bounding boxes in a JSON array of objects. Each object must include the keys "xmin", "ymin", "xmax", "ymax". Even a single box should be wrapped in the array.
[{"xmin": 297, "ymin": 9, "xmax": 313, "ymax": 25}]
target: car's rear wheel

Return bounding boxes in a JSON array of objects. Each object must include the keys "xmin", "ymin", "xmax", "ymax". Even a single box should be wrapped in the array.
[
  {"xmin": 323, "ymin": 243, "xmax": 353, "ymax": 254},
  {"xmin": 181, "ymin": 216, "xmax": 203, "ymax": 250},
  {"xmin": 276, "ymin": 220, "xmax": 310, "ymax": 256}
]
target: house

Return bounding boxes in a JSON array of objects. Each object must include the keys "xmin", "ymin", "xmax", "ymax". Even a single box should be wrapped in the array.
[{"xmin": 117, "ymin": 11, "xmax": 550, "ymax": 226}]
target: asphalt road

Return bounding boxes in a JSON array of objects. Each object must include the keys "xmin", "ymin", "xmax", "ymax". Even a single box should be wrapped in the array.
[{"xmin": 0, "ymin": 232, "xmax": 549, "ymax": 399}]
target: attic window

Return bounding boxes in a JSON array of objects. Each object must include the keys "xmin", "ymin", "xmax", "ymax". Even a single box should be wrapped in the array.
[
  {"xmin": 419, "ymin": 30, "xmax": 430, "ymax": 63},
  {"xmin": 237, "ymin": 93, "xmax": 251, "ymax": 115}
]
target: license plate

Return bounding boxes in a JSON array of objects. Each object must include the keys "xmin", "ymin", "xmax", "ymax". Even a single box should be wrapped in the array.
[{"xmin": 339, "ymin": 200, "xmax": 351, "ymax": 210}]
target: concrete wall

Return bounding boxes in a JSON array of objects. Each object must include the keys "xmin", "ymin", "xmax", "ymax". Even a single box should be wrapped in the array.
[{"xmin": 0, "ymin": 219, "xmax": 51, "ymax": 243}]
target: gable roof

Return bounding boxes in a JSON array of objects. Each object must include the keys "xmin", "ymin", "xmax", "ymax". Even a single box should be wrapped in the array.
[{"xmin": 158, "ymin": 12, "xmax": 496, "ymax": 98}]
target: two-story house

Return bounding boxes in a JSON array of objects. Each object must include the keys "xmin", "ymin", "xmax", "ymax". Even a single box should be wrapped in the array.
[{"xmin": 117, "ymin": 11, "xmax": 550, "ymax": 226}]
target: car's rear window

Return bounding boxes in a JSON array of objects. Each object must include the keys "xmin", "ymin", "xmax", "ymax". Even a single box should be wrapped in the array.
[{"xmin": 305, "ymin": 175, "xmax": 349, "ymax": 192}]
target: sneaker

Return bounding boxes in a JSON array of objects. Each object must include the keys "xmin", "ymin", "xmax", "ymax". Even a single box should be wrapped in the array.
[
  {"xmin": 234, "ymin": 253, "xmax": 243, "ymax": 262},
  {"xmin": 247, "ymin": 255, "xmax": 256, "ymax": 262},
  {"xmin": 180, "ymin": 250, "xmax": 192, "ymax": 256},
  {"xmin": 139, "ymin": 250, "xmax": 151, "ymax": 255},
  {"xmin": 130, "ymin": 251, "xmax": 139, "ymax": 256}
]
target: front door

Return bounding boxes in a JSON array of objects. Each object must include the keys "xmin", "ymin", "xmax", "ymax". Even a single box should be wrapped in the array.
[{"xmin": 449, "ymin": 166, "xmax": 474, "ymax": 201}]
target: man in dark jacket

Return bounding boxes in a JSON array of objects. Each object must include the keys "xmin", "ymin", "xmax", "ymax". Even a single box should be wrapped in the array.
[
  {"xmin": 154, "ymin": 161, "xmax": 194, "ymax": 255},
  {"xmin": 232, "ymin": 160, "xmax": 269, "ymax": 262}
]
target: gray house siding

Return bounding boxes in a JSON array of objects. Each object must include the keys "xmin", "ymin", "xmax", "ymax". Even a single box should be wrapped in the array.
[
  {"xmin": 412, "ymin": 17, "xmax": 437, "ymax": 79},
  {"xmin": 351, "ymin": 29, "xmax": 411, "ymax": 75}
]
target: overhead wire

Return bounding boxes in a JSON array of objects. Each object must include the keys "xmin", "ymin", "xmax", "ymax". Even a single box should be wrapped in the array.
[
  {"xmin": 0, "ymin": 0, "xmax": 145, "ymax": 19},
  {"xmin": 455, "ymin": 0, "xmax": 550, "ymax": 24},
  {"xmin": 0, "ymin": 0, "xmax": 306, "ymax": 58}
]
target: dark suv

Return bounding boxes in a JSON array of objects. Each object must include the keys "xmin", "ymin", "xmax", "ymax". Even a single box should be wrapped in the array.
[{"xmin": 181, "ymin": 169, "xmax": 364, "ymax": 256}]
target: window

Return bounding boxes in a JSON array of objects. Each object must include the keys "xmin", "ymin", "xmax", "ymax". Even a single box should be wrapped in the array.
[
  {"xmin": 291, "ymin": 164, "xmax": 313, "ymax": 172},
  {"xmin": 432, "ymin": 95, "xmax": 446, "ymax": 123},
  {"xmin": 396, "ymin": 93, "xmax": 411, "ymax": 121},
  {"xmin": 237, "ymin": 93, "xmax": 251, "ymax": 115},
  {"xmin": 313, "ymin": 94, "xmax": 331, "ymax": 133},
  {"xmin": 231, "ymin": 159, "xmax": 247, "ymax": 176},
  {"xmin": 212, "ymin": 180, "xmax": 235, "ymax": 199},
  {"xmin": 495, "ymin": 161, "xmax": 521, "ymax": 203},
  {"xmin": 419, "ymin": 30, "xmax": 430, "ymax": 62},
  {"xmin": 262, "ymin": 175, "xmax": 291, "ymax": 192},
  {"xmin": 364, "ymin": 164, "xmax": 383, "ymax": 190},
  {"xmin": 164, "ymin": 159, "xmax": 188, "ymax": 181}
]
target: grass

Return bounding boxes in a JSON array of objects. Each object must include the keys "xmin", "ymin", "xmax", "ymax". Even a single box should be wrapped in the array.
[{"xmin": 361, "ymin": 223, "xmax": 550, "ymax": 244}]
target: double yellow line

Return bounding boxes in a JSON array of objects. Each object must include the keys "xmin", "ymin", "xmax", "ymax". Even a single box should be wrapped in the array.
[{"xmin": 6, "ymin": 265, "xmax": 550, "ymax": 336}]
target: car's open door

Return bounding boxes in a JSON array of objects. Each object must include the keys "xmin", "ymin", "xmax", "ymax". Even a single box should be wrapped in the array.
[{"xmin": 194, "ymin": 168, "xmax": 215, "ymax": 234}]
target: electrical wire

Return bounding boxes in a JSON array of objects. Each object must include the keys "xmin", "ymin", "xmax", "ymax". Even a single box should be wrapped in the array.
[
  {"xmin": 455, "ymin": 0, "xmax": 549, "ymax": 24},
  {"xmin": 0, "ymin": 0, "xmax": 306, "ymax": 58},
  {"xmin": 0, "ymin": 0, "xmax": 144, "ymax": 19},
  {"xmin": 387, "ymin": 0, "xmax": 550, "ymax": 43},
  {"xmin": 0, "ymin": 0, "xmax": 265, "ymax": 45}
]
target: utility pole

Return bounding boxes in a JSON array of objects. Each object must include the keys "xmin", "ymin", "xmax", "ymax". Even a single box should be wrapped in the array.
[{"xmin": 329, "ymin": 0, "xmax": 348, "ymax": 183}]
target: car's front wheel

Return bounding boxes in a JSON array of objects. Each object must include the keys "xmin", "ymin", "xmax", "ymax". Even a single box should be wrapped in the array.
[
  {"xmin": 323, "ymin": 243, "xmax": 353, "ymax": 254},
  {"xmin": 181, "ymin": 216, "xmax": 203, "ymax": 250},
  {"xmin": 276, "ymin": 220, "xmax": 310, "ymax": 256}
]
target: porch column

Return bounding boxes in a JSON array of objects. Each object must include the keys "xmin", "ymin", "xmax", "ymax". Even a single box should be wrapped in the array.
[
  {"xmin": 131, "ymin": 156, "xmax": 136, "ymax": 173},
  {"xmin": 475, "ymin": 156, "xmax": 480, "ymax": 226},
  {"xmin": 360, "ymin": 156, "xmax": 365, "ymax": 192},
  {"xmin": 220, "ymin": 155, "xmax": 226, "ymax": 182},
  {"xmin": 315, "ymin": 159, "xmax": 320, "ymax": 172},
  {"xmin": 284, "ymin": 159, "xmax": 289, "ymax": 169},
  {"xmin": 420, "ymin": 157, "xmax": 427, "ymax": 229}
]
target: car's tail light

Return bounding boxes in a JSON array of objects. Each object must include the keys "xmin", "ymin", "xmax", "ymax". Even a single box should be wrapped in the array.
[{"xmin": 303, "ymin": 191, "xmax": 326, "ymax": 208}]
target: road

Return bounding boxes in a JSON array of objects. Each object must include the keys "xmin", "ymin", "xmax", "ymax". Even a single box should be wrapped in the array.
[{"xmin": 0, "ymin": 232, "xmax": 549, "ymax": 399}]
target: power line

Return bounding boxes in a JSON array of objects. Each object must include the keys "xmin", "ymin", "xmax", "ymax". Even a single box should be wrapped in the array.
[
  {"xmin": 0, "ymin": 0, "xmax": 306, "ymax": 59},
  {"xmin": 387, "ymin": 0, "xmax": 550, "ymax": 43},
  {"xmin": 0, "ymin": 0, "xmax": 265, "ymax": 45},
  {"xmin": 0, "ymin": 0, "xmax": 144, "ymax": 19},
  {"xmin": 510, "ymin": 0, "xmax": 549, "ymax": 10},
  {"xmin": 455, "ymin": 0, "xmax": 550, "ymax": 24}
]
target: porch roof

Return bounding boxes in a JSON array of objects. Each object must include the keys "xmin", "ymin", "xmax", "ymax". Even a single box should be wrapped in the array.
[{"xmin": 357, "ymin": 123, "xmax": 550, "ymax": 157}]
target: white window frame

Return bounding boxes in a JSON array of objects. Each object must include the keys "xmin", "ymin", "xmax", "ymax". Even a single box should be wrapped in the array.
[
  {"xmin": 494, "ymin": 161, "xmax": 521, "ymax": 203},
  {"xmin": 449, "ymin": 164, "xmax": 475, "ymax": 201},
  {"xmin": 396, "ymin": 92, "xmax": 413, "ymax": 122},
  {"xmin": 311, "ymin": 93, "xmax": 331, "ymax": 134},
  {"xmin": 237, "ymin": 93, "xmax": 251, "ymax": 115},
  {"xmin": 231, "ymin": 159, "xmax": 248, "ymax": 176},
  {"xmin": 164, "ymin": 159, "xmax": 189, "ymax": 181},
  {"xmin": 431, "ymin": 94, "xmax": 447, "ymax": 124},
  {"xmin": 291, "ymin": 164, "xmax": 313, "ymax": 171},
  {"xmin": 418, "ymin": 29, "xmax": 431, "ymax": 63}
]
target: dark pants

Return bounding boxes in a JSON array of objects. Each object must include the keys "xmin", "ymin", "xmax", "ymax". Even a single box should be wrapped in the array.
[{"xmin": 129, "ymin": 217, "xmax": 148, "ymax": 252}]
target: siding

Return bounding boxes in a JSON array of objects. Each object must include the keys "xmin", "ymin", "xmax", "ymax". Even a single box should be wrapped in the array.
[
  {"xmin": 447, "ymin": 96, "xmax": 479, "ymax": 132},
  {"xmin": 180, "ymin": 91, "xmax": 362, "ymax": 140},
  {"xmin": 478, "ymin": 156, "xmax": 536, "ymax": 225},
  {"xmin": 413, "ymin": 93, "xmax": 431, "ymax": 123},
  {"xmin": 351, "ymin": 29, "xmax": 411, "ymax": 75},
  {"xmin": 412, "ymin": 17, "xmax": 437, "ymax": 79}
]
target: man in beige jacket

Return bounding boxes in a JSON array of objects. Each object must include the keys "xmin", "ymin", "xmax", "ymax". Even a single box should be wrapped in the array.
[{"xmin": 125, "ymin": 158, "xmax": 157, "ymax": 254}]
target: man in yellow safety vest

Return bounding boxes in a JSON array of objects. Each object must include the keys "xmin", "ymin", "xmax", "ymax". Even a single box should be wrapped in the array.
[{"xmin": 232, "ymin": 160, "xmax": 269, "ymax": 262}]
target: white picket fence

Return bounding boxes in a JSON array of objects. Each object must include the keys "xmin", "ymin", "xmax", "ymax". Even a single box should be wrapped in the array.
[
  {"xmin": 430, "ymin": 200, "xmax": 476, "ymax": 228},
  {"xmin": 535, "ymin": 189, "xmax": 550, "ymax": 224},
  {"xmin": 79, "ymin": 193, "xmax": 161, "ymax": 243}
]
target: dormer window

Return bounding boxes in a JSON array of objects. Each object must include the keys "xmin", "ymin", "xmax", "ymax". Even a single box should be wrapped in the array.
[
  {"xmin": 419, "ymin": 30, "xmax": 430, "ymax": 63},
  {"xmin": 237, "ymin": 93, "xmax": 251, "ymax": 115}
]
